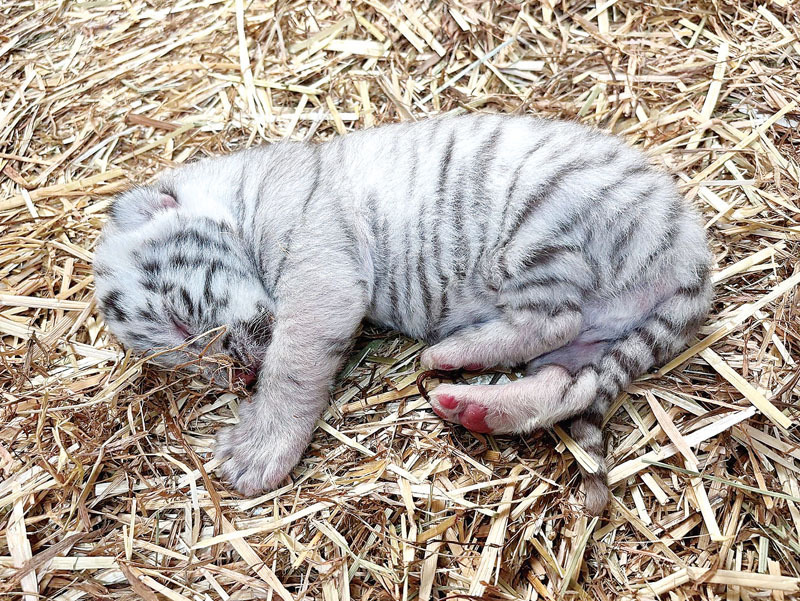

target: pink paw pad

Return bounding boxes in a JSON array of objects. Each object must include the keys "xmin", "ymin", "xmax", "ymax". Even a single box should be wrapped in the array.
[
  {"xmin": 439, "ymin": 363, "xmax": 455, "ymax": 371},
  {"xmin": 463, "ymin": 363, "xmax": 484, "ymax": 371},
  {"xmin": 460, "ymin": 404, "xmax": 492, "ymax": 433},
  {"xmin": 438, "ymin": 394, "xmax": 458, "ymax": 409}
]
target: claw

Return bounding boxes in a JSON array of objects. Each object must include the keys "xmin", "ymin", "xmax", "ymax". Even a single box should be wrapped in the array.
[{"xmin": 416, "ymin": 369, "xmax": 453, "ymax": 400}]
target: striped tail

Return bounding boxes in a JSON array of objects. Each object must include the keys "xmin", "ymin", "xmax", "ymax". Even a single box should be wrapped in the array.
[{"xmin": 565, "ymin": 271, "xmax": 712, "ymax": 515}]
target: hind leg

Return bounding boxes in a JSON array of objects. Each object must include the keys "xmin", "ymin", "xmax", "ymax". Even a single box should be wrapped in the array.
[
  {"xmin": 421, "ymin": 304, "xmax": 581, "ymax": 371},
  {"xmin": 430, "ymin": 363, "xmax": 599, "ymax": 433},
  {"xmin": 430, "ymin": 358, "xmax": 612, "ymax": 515}
]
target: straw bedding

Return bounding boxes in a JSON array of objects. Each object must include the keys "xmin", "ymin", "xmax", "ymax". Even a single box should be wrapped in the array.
[{"xmin": 1, "ymin": 0, "xmax": 799, "ymax": 599}]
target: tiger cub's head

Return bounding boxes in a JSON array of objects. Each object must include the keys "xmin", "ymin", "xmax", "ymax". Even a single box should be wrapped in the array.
[{"xmin": 94, "ymin": 165, "xmax": 273, "ymax": 387}]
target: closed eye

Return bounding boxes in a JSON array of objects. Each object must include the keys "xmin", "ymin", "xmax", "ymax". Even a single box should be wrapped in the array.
[{"xmin": 170, "ymin": 315, "xmax": 192, "ymax": 341}]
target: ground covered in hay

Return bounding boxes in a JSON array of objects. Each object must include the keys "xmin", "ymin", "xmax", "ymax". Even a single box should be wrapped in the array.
[{"xmin": 1, "ymin": 0, "xmax": 799, "ymax": 599}]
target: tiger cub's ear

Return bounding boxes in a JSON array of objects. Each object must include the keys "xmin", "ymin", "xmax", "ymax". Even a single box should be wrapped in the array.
[{"xmin": 109, "ymin": 185, "xmax": 179, "ymax": 230}]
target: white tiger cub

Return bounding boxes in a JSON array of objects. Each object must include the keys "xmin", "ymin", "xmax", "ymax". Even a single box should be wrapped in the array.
[{"xmin": 93, "ymin": 114, "xmax": 712, "ymax": 514}]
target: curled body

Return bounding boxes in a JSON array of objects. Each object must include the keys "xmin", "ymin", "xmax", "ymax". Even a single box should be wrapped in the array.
[{"xmin": 94, "ymin": 114, "xmax": 712, "ymax": 513}]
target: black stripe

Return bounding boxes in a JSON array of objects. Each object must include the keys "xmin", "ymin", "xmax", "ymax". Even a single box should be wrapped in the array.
[
  {"xmin": 179, "ymin": 287, "xmax": 195, "ymax": 317},
  {"xmin": 203, "ymin": 261, "xmax": 221, "ymax": 305},
  {"xmin": 471, "ymin": 124, "xmax": 504, "ymax": 269},
  {"xmin": 627, "ymin": 330, "xmax": 657, "ymax": 367},
  {"xmin": 519, "ymin": 243, "xmax": 580, "ymax": 271},
  {"xmin": 178, "ymin": 228, "xmax": 231, "ymax": 251},
  {"xmin": 568, "ymin": 414, "xmax": 603, "ymax": 448},
  {"xmin": 685, "ymin": 312, "xmax": 706, "ymax": 335},
  {"xmin": 413, "ymin": 126, "xmax": 434, "ymax": 330},
  {"xmin": 397, "ymin": 228, "xmax": 411, "ymax": 327},
  {"xmin": 505, "ymin": 136, "xmax": 551, "ymax": 201},
  {"xmin": 366, "ymin": 197, "xmax": 382, "ymax": 312},
  {"xmin": 352, "ymin": 278, "xmax": 369, "ymax": 301},
  {"xmin": 428, "ymin": 118, "xmax": 443, "ymax": 147},
  {"xmin": 389, "ymin": 268, "xmax": 402, "ymax": 328},
  {"xmin": 558, "ymin": 300, "xmax": 583, "ymax": 315},
  {"xmin": 676, "ymin": 278, "xmax": 706, "ymax": 298},
  {"xmin": 170, "ymin": 252, "xmax": 189, "ymax": 268},
  {"xmin": 438, "ymin": 130, "xmax": 456, "ymax": 197},
  {"xmin": 416, "ymin": 117, "xmax": 442, "ymax": 282},
  {"xmin": 583, "ymin": 248, "xmax": 602, "ymax": 290},
  {"xmin": 621, "ymin": 200, "xmax": 681, "ymax": 282},
  {"xmin": 139, "ymin": 259, "xmax": 161, "ymax": 275},
  {"xmin": 567, "ymin": 416, "xmax": 606, "ymax": 470},
  {"xmin": 451, "ymin": 143, "xmax": 469, "ymax": 277},
  {"xmin": 432, "ymin": 130, "xmax": 457, "ymax": 321},
  {"xmin": 147, "ymin": 229, "xmax": 215, "ymax": 253},
  {"xmin": 494, "ymin": 135, "xmax": 553, "ymax": 241},
  {"xmin": 608, "ymin": 347, "xmax": 640, "ymax": 376},
  {"xmin": 595, "ymin": 386, "xmax": 614, "ymax": 406},
  {"xmin": 506, "ymin": 298, "xmax": 582, "ymax": 316},
  {"xmin": 503, "ymin": 158, "xmax": 595, "ymax": 245},
  {"xmin": 333, "ymin": 206, "xmax": 361, "ymax": 269},
  {"xmin": 639, "ymin": 323, "xmax": 671, "ymax": 362},
  {"xmin": 254, "ymin": 160, "xmax": 274, "ymax": 235},
  {"xmin": 617, "ymin": 163, "xmax": 650, "ymax": 180},
  {"xmin": 438, "ymin": 289, "xmax": 450, "ymax": 334},
  {"xmin": 634, "ymin": 325, "xmax": 660, "ymax": 350},
  {"xmin": 552, "ymin": 173, "xmax": 629, "ymax": 239},
  {"xmin": 101, "ymin": 289, "xmax": 128, "ymax": 323},
  {"xmin": 653, "ymin": 313, "xmax": 684, "ymax": 335},
  {"xmin": 300, "ymin": 146, "xmax": 322, "ymax": 214},
  {"xmin": 573, "ymin": 363, "xmax": 599, "ymax": 380},
  {"xmin": 416, "ymin": 250, "xmax": 433, "ymax": 326},
  {"xmin": 234, "ymin": 162, "xmax": 245, "ymax": 227},
  {"xmin": 192, "ymin": 217, "xmax": 230, "ymax": 234},
  {"xmin": 509, "ymin": 272, "xmax": 590, "ymax": 297},
  {"xmin": 273, "ymin": 148, "xmax": 322, "ymax": 288},
  {"xmin": 407, "ymin": 136, "xmax": 419, "ymax": 202},
  {"xmin": 135, "ymin": 309, "xmax": 156, "ymax": 324},
  {"xmin": 140, "ymin": 277, "xmax": 157, "ymax": 292},
  {"xmin": 399, "ymin": 134, "xmax": 420, "ymax": 326},
  {"xmin": 609, "ymin": 215, "xmax": 640, "ymax": 267}
]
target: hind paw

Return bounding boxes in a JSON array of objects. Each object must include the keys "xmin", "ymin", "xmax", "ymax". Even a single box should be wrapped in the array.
[{"xmin": 429, "ymin": 384, "xmax": 508, "ymax": 433}]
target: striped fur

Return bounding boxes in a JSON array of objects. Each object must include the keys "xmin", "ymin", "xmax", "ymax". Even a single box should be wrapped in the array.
[{"xmin": 93, "ymin": 114, "xmax": 712, "ymax": 511}]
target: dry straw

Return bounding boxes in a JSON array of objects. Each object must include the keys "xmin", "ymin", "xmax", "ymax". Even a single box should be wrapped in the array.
[{"xmin": 1, "ymin": 0, "xmax": 799, "ymax": 599}]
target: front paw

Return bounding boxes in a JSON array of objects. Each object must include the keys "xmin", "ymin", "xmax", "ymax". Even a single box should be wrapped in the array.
[{"xmin": 214, "ymin": 409, "xmax": 305, "ymax": 496}]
